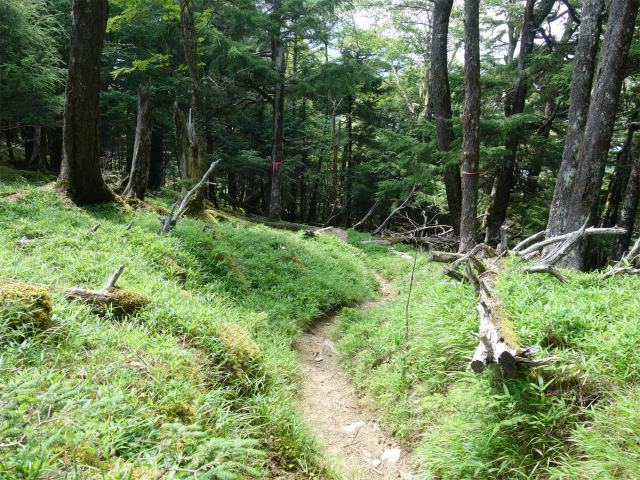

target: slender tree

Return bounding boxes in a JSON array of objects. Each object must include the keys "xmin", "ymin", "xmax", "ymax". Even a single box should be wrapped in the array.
[
  {"xmin": 459, "ymin": 0, "xmax": 481, "ymax": 253},
  {"xmin": 431, "ymin": 0, "xmax": 462, "ymax": 235},
  {"xmin": 59, "ymin": 0, "xmax": 115, "ymax": 204}
]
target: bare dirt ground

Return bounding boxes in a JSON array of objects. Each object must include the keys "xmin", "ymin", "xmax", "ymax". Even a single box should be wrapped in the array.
[{"xmin": 294, "ymin": 274, "xmax": 416, "ymax": 479}]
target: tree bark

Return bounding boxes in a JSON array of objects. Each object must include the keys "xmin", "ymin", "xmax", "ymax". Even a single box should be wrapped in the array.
[
  {"xmin": 267, "ymin": 3, "xmax": 286, "ymax": 219},
  {"xmin": 29, "ymin": 126, "xmax": 48, "ymax": 171},
  {"xmin": 432, "ymin": 0, "xmax": 462, "ymax": 235},
  {"xmin": 59, "ymin": 0, "xmax": 115, "ymax": 205},
  {"xmin": 123, "ymin": 82, "xmax": 153, "ymax": 200},
  {"xmin": 600, "ymin": 125, "xmax": 637, "ymax": 228},
  {"xmin": 47, "ymin": 126, "xmax": 63, "ymax": 175},
  {"xmin": 173, "ymin": 102, "xmax": 200, "ymax": 194},
  {"xmin": 561, "ymin": 0, "xmax": 640, "ymax": 269},
  {"xmin": 459, "ymin": 0, "xmax": 481, "ymax": 253},
  {"xmin": 147, "ymin": 128, "xmax": 164, "ymax": 190},
  {"xmin": 546, "ymin": 0, "xmax": 605, "ymax": 239},
  {"xmin": 610, "ymin": 149, "xmax": 640, "ymax": 262}
]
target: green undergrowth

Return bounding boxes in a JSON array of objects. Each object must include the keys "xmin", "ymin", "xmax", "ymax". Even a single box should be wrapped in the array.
[
  {"xmin": 338, "ymin": 240, "xmax": 640, "ymax": 480},
  {"xmin": 0, "ymin": 168, "xmax": 375, "ymax": 479}
]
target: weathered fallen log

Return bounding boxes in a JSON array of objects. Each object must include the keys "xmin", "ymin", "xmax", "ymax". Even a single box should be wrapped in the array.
[
  {"xmin": 428, "ymin": 250, "xmax": 463, "ymax": 263},
  {"xmin": 1, "ymin": 265, "xmax": 148, "ymax": 318}
]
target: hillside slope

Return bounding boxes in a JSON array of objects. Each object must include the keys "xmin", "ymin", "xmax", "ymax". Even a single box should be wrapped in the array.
[{"xmin": 0, "ymin": 168, "xmax": 376, "ymax": 479}]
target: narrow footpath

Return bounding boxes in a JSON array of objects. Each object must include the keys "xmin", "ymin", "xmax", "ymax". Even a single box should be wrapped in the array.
[{"xmin": 294, "ymin": 273, "xmax": 415, "ymax": 479}]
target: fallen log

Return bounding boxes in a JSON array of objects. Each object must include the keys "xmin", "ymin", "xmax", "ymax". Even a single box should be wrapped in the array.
[
  {"xmin": 1, "ymin": 265, "xmax": 148, "ymax": 318},
  {"xmin": 428, "ymin": 251, "xmax": 463, "ymax": 263}
]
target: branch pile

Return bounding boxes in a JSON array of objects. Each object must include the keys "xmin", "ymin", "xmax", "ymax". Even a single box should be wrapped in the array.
[{"xmin": 431, "ymin": 225, "xmax": 627, "ymax": 374}]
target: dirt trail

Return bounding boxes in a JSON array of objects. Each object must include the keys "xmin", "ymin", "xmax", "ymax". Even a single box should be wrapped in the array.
[{"xmin": 294, "ymin": 274, "xmax": 416, "ymax": 479}]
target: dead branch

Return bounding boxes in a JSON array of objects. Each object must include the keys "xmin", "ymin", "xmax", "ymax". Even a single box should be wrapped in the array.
[
  {"xmin": 353, "ymin": 200, "xmax": 381, "ymax": 231},
  {"xmin": 598, "ymin": 266, "xmax": 640, "ymax": 281},
  {"xmin": 161, "ymin": 159, "xmax": 220, "ymax": 233},
  {"xmin": 373, "ymin": 187, "xmax": 415, "ymax": 235},
  {"xmin": 522, "ymin": 265, "xmax": 569, "ymax": 283},
  {"xmin": 512, "ymin": 230, "xmax": 546, "ymax": 253}
]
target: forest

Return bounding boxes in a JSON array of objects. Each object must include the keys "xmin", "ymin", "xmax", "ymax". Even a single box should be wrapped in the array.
[{"xmin": 1, "ymin": 0, "xmax": 640, "ymax": 478}]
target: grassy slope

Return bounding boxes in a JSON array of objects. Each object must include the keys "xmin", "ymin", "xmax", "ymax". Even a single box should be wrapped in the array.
[
  {"xmin": 340, "ymin": 231, "xmax": 640, "ymax": 480},
  {"xmin": 0, "ymin": 169, "xmax": 376, "ymax": 479}
]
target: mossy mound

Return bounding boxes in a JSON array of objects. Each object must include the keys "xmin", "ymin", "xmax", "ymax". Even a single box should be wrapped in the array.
[
  {"xmin": 216, "ymin": 323, "xmax": 262, "ymax": 380},
  {"xmin": 107, "ymin": 288, "xmax": 149, "ymax": 316},
  {"xmin": 0, "ymin": 280, "xmax": 53, "ymax": 330}
]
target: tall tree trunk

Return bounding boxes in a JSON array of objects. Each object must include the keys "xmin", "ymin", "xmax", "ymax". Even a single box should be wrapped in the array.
[
  {"xmin": 546, "ymin": 0, "xmax": 605, "ymax": 238},
  {"xmin": 147, "ymin": 128, "xmax": 163, "ymax": 190},
  {"xmin": 610, "ymin": 147, "xmax": 640, "ymax": 262},
  {"xmin": 485, "ymin": 0, "xmax": 556, "ymax": 241},
  {"xmin": 178, "ymin": 0, "xmax": 207, "ymax": 210},
  {"xmin": 48, "ymin": 126, "xmax": 63, "ymax": 175},
  {"xmin": 561, "ymin": 0, "xmax": 640, "ymax": 269},
  {"xmin": 22, "ymin": 126, "xmax": 34, "ymax": 165},
  {"xmin": 432, "ymin": 0, "xmax": 462, "ymax": 235},
  {"xmin": 59, "ymin": 0, "xmax": 115, "ymax": 205},
  {"xmin": 30, "ymin": 126, "xmax": 48, "ymax": 171},
  {"xmin": 123, "ymin": 82, "xmax": 153, "ymax": 200},
  {"xmin": 267, "ymin": 9, "xmax": 286, "ymax": 219},
  {"xmin": 459, "ymin": 0, "xmax": 481, "ymax": 253}
]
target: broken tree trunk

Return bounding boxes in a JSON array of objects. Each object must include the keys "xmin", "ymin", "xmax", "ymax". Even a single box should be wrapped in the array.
[{"xmin": 123, "ymin": 82, "xmax": 153, "ymax": 201}]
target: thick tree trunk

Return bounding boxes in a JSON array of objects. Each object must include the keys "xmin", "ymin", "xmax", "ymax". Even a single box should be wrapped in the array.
[
  {"xmin": 459, "ymin": 0, "xmax": 481, "ymax": 253},
  {"xmin": 123, "ymin": 82, "xmax": 153, "ymax": 200},
  {"xmin": 485, "ymin": 0, "xmax": 556, "ymax": 241},
  {"xmin": 610, "ymin": 150, "xmax": 640, "ymax": 262},
  {"xmin": 267, "ymin": 20, "xmax": 286, "ymax": 219},
  {"xmin": 432, "ymin": 0, "xmax": 462, "ymax": 235},
  {"xmin": 22, "ymin": 126, "xmax": 34, "ymax": 165},
  {"xmin": 546, "ymin": 0, "xmax": 605, "ymax": 239},
  {"xmin": 59, "ymin": 0, "xmax": 114, "ymax": 205},
  {"xmin": 147, "ymin": 128, "xmax": 163, "ymax": 190},
  {"xmin": 561, "ymin": 0, "xmax": 640, "ymax": 270}
]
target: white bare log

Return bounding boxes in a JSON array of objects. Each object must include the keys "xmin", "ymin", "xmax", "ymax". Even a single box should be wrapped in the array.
[{"xmin": 518, "ymin": 225, "xmax": 625, "ymax": 260}]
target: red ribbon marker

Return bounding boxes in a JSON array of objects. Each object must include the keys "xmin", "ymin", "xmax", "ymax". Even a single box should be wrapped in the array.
[
  {"xmin": 271, "ymin": 161, "xmax": 282, "ymax": 170},
  {"xmin": 462, "ymin": 171, "xmax": 479, "ymax": 175}
]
